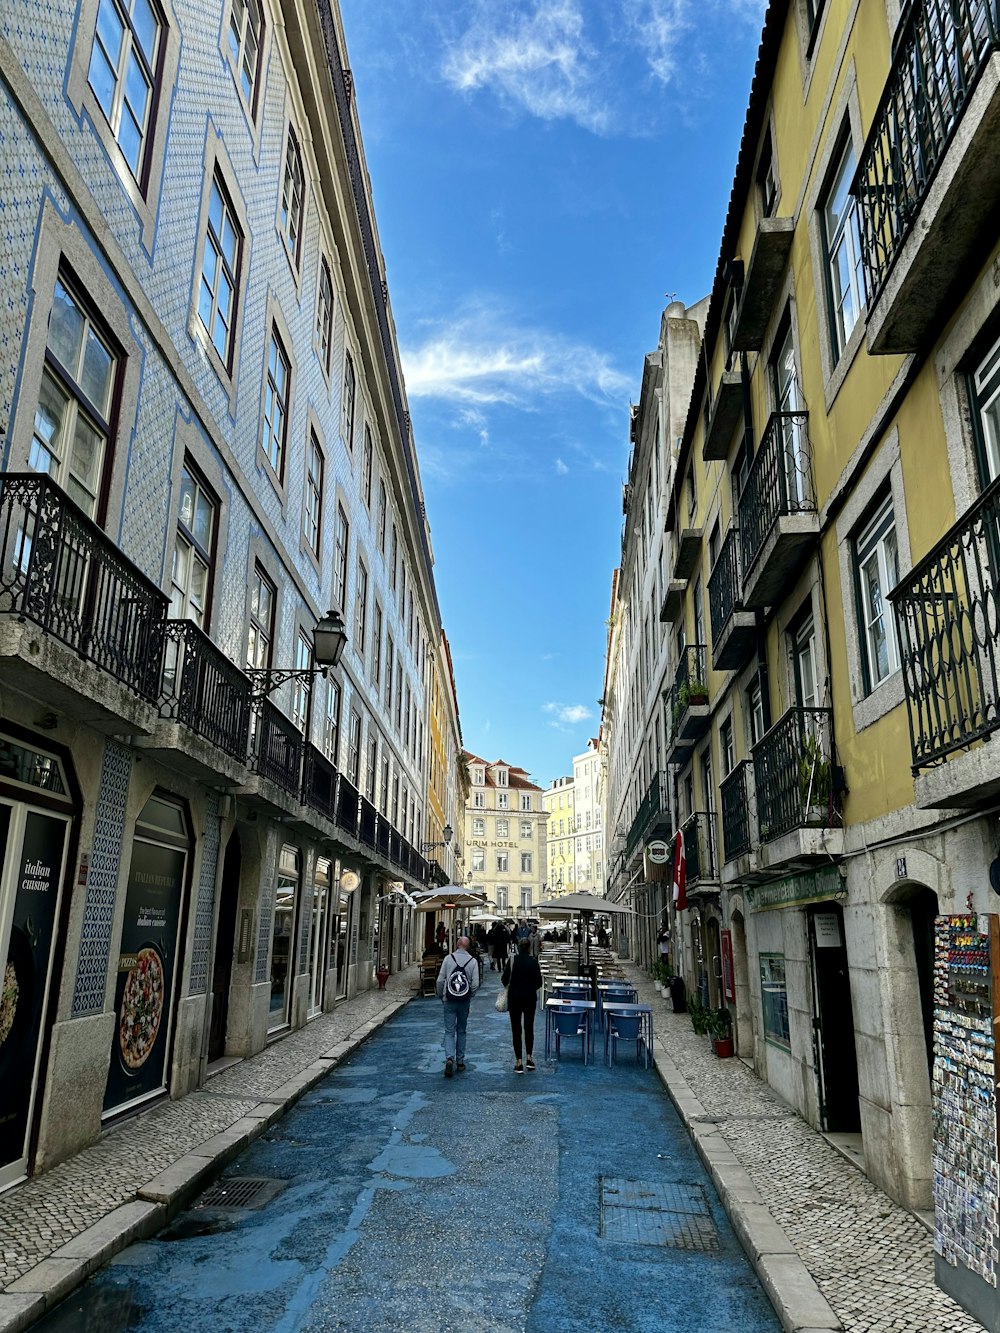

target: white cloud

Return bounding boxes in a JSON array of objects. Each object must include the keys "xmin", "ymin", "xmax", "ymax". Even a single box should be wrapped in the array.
[
  {"xmin": 401, "ymin": 305, "xmax": 631, "ymax": 408},
  {"xmin": 441, "ymin": 0, "xmax": 612, "ymax": 133},
  {"xmin": 543, "ymin": 702, "xmax": 593, "ymax": 725},
  {"xmin": 555, "ymin": 458, "xmax": 569, "ymax": 475},
  {"xmin": 623, "ymin": 0, "xmax": 690, "ymax": 85}
]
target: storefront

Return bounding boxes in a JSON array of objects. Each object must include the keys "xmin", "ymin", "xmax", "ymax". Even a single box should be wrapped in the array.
[
  {"xmin": 0, "ymin": 729, "xmax": 76, "ymax": 1191},
  {"xmin": 268, "ymin": 845, "xmax": 300, "ymax": 1033},
  {"xmin": 306, "ymin": 855, "xmax": 332, "ymax": 1019},
  {"xmin": 103, "ymin": 792, "xmax": 191, "ymax": 1118}
]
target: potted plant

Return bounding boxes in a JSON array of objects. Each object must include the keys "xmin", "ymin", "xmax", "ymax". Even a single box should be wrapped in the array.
[
  {"xmin": 709, "ymin": 1006, "xmax": 734, "ymax": 1058},
  {"xmin": 799, "ymin": 729, "xmax": 832, "ymax": 819},
  {"xmin": 688, "ymin": 995, "xmax": 711, "ymax": 1036}
]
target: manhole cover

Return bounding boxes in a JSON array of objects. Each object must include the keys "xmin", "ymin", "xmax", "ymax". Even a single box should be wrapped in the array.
[
  {"xmin": 600, "ymin": 1178, "xmax": 720, "ymax": 1252},
  {"xmin": 196, "ymin": 1176, "xmax": 286, "ymax": 1210}
]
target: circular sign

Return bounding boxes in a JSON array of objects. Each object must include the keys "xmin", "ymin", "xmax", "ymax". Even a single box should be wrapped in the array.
[
  {"xmin": 340, "ymin": 868, "xmax": 361, "ymax": 893},
  {"xmin": 647, "ymin": 839, "xmax": 670, "ymax": 864}
]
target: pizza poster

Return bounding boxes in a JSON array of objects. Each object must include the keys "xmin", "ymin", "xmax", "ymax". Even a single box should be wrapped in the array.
[
  {"xmin": 0, "ymin": 811, "xmax": 68, "ymax": 1171},
  {"xmin": 103, "ymin": 839, "xmax": 186, "ymax": 1113}
]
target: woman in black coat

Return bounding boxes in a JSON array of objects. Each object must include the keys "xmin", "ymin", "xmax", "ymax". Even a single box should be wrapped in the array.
[{"xmin": 502, "ymin": 939, "xmax": 544, "ymax": 1073}]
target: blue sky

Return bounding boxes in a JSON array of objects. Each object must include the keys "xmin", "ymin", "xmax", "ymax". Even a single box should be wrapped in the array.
[{"xmin": 338, "ymin": 0, "xmax": 766, "ymax": 787}]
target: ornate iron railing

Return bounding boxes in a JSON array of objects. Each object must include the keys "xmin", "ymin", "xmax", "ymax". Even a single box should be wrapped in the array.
[
  {"xmin": 708, "ymin": 525, "xmax": 743, "ymax": 645},
  {"xmin": 336, "ymin": 773, "xmax": 361, "ymax": 838},
  {"xmin": 720, "ymin": 760, "xmax": 754, "ymax": 862},
  {"xmin": 359, "ymin": 796, "xmax": 378, "ymax": 847},
  {"xmin": 853, "ymin": 0, "xmax": 1000, "ymax": 300},
  {"xmin": 889, "ymin": 475, "xmax": 1000, "ymax": 769},
  {"xmin": 682, "ymin": 811, "xmax": 717, "ymax": 884},
  {"xmin": 389, "ymin": 828, "xmax": 401, "ymax": 865},
  {"xmin": 302, "ymin": 744, "xmax": 338, "ymax": 821},
  {"xmin": 625, "ymin": 771, "xmax": 663, "ymax": 857},
  {"xmin": 0, "ymin": 473, "xmax": 167, "ymax": 699},
  {"xmin": 376, "ymin": 817, "xmax": 391, "ymax": 857},
  {"xmin": 739, "ymin": 412, "xmax": 814, "ymax": 580},
  {"xmin": 159, "ymin": 619, "xmax": 250, "ymax": 760},
  {"xmin": 666, "ymin": 644, "xmax": 709, "ymax": 745},
  {"xmin": 752, "ymin": 707, "xmax": 837, "ymax": 842},
  {"xmin": 253, "ymin": 701, "xmax": 303, "ymax": 796}
]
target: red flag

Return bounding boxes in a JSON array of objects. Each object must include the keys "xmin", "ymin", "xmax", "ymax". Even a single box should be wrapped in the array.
[{"xmin": 672, "ymin": 828, "xmax": 687, "ymax": 912}]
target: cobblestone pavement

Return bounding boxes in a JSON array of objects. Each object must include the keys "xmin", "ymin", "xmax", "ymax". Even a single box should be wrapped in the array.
[
  {"xmin": 622, "ymin": 965, "xmax": 983, "ymax": 1333},
  {"xmin": 0, "ymin": 972, "xmax": 412, "ymax": 1292}
]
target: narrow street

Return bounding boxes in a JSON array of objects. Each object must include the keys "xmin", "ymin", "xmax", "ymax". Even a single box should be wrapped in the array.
[{"xmin": 32, "ymin": 970, "xmax": 778, "ymax": 1333}]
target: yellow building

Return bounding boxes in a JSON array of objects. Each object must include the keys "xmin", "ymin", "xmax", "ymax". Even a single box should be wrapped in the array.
[
  {"xmin": 606, "ymin": 0, "xmax": 1000, "ymax": 1312},
  {"xmin": 464, "ymin": 755, "xmax": 547, "ymax": 915},
  {"xmin": 543, "ymin": 777, "xmax": 576, "ymax": 893}
]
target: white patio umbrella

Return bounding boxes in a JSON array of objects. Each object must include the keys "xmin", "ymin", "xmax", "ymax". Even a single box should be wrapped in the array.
[{"xmin": 535, "ymin": 892, "xmax": 632, "ymax": 973}]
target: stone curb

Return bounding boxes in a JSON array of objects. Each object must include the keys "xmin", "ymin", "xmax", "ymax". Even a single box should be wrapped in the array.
[
  {"xmin": 651, "ymin": 1045, "xmax": 844, "ymax": 1333},
  {"xmin": 0, "ymin": 997, "xmax": 408, "ymax": 1333}
]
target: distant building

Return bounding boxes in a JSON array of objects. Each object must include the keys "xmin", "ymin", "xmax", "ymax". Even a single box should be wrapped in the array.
[
  {"xmin": 463, "ymin": 755, "xmax": 546, "ymax": 915},
  {"xmin": 543, "ymin": 776, "xmax": 575, "ymax": 893},
  {"xmin": 544, "ymin": 741, "xmax": 605, "ymax": 896}
]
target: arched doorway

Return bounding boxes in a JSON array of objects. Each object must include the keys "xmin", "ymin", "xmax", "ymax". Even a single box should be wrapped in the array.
[
  {"xmin": 706, "ymin": 915, "xmax": 722, "ymax": 1008},
  {"xmin": 730, "ymin": 909, "xmax": 752, "ymax": 1058},
  {"xmin": 907, "ymin": 887, "xmax": 938, "ymax": 1077},
  {"xmin": 208, "ymin": 831, "xmax": 241, "ymax": 1062}
]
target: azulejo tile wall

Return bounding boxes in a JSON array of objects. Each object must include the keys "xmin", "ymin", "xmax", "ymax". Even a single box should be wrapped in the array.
[{"xmin": 188, "ymin": 795, "xmax": 221, "ymax": 996}]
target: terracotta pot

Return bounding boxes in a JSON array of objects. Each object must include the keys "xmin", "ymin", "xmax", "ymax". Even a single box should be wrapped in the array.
[
  {"xmin": 376, "ymin": 964, "xmax": 390, "ymax": 990},
  {"xmin": 712, "ymin": 1036, "xmax": 734, "ymax": 1058}
]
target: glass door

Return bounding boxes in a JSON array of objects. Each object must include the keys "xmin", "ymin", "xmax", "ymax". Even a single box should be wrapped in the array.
[
  {"xmin": 772, "ymin": 325, "xmax": 807, "ymax": 506},
  {"xmin": 268, "ymin": 845, "xmax": 299, "ymax": 1032},
  {"xmin": 307, "ymin": 857, "xmax": 331, "ymax": 1018}
]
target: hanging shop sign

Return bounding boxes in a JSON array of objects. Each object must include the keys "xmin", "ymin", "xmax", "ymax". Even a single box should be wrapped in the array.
[
  {"xmin": 747, "ymin": 866, "xmax": 845, "ymax": 913},
  {"xmin": 647, "ymin": 839, "xmax": 670, "ymax": 864}
]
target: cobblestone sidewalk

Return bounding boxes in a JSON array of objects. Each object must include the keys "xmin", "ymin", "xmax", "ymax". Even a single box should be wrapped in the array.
[
  {"xmin": 0, "ymin": 970, "xmax": 415, "ymax": 1295},
  {"xmin": 623, "ymin": 965, "xmax": 982, "ymax": 1333}
]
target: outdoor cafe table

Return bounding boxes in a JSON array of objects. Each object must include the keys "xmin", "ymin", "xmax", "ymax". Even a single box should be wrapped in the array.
[
  {"xmin": 601, "ymin": 1003, "xmax": 653, "ymax": 1066},
  {"xmin": 595, "ymin": 981, "xmax": 638, "ymax": 1026},
  {"xmin": 544, "ymin": 998, "xmax": 597, "ymax": 1061}
]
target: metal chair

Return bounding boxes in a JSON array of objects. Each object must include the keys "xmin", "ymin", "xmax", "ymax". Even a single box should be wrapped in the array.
[
  {"xmin": 607, "ymin": 1011, "xmax": 648, "ymax": 1068},
  {"xmin": 551, "ymin": 1006, "xmax": 589, "ymax": 1064}
]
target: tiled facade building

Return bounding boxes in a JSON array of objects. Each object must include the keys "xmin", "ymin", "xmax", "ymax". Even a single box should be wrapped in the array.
[
  {"xmin": 463, "ymin": 755, "xmax": 546, "ymax": 916},
  {"xmin": 0, "ymin": 0, "xmax": 462, "ymax": 1192}
]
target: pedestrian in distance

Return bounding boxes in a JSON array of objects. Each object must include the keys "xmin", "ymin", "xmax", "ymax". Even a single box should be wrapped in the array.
[
  {"xmin": 436, "ymin": 935, "xmax": 479, "ymax": 1077},
  {"xmin": 502, "ymin": 939, "xmax": 543, "ymax": 1074},
  {"xmin": 529, "ymin": 922, "xmax": 541, "ymax": 959}
]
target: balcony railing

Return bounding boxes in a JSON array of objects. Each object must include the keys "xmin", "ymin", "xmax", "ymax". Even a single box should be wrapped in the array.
[
  {"xmin": 854, "ymin": 0, "xmax": 1000, "ymax": 302},
  {"xmin": 302, "ymin": 744, "xmax": 338, "ymax": 822},
  {"xmin": 359, "ymin": 796, "xmax": 378, "ymax": 848},
  {"xmin": 720, "ymin": 760, "xmax": 754, "ymax": 862},
  {"xmin": 752, "ymin": 707, "xmax": 837, "ymax": 843},
  {"xmin": 666, "ymin": 644, "xmax": 709, "ymax": 749},
  {"xmin": 682, "ymin": 811, "xmax": 717, "ymax": 885},
  {"xmin": 625, "ymin": 771, "xmax": 665, "ymax": 858},
  {"xmin": 336, "ymin": 773, "xmax": 361, "ymax": 838},
  {"xmin": 739, "ymin": 413, "xmax": 814, "ymax": 582},
  {"xmin": 889, "ymin": 475, "xmax": 1000, "ymax": 770},
  {"xmin": 376, "ymin": 816, "xmax": 391, "ymax": 857},
  {"xmin": 253, "ymin": 701, "xmax": 303, "ymax": 797},
  {"xmin": 0, "ymin": 473, "xmax": 167, "ymax": 700},
  {"xmin": 709, "ymin": 526, "xmax": 742, "ymax": 646},
  {"xmin": 159, "ymin": 619, "xmax": 251, "ymax": 761}
]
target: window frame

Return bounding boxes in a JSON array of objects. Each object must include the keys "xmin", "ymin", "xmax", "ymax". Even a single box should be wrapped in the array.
[
  {"xmin": 314, "ymin": 255, "xmax": 334, "ymax": 377},
  {"xmin": 354, "ymin": 557, "xmax": 368, "ymax": 663},
  {"xmin": 86, "ymin": 0, "xmax": 165, "ymax": 189},
  {"xmin": 323, "ymin": 676, "xmax": 341, "ymax": 766},
  {"xmin": 820, "ymin": 134, "xmax": 866, "ymax": 364},
  {"xmin": 852, "ymin": 491, "xmax": 901, "ymax": 695},
  {"xmin": 259, "ymin": 322, "xmax": 292, "ymax": 486},
  {"xmin": 301, "ymin": 428, "xmax": 324, "ymax": 561},
  {"xmin": 334, "ymin": 502, "xmax": 350, "ymax": 613},
  {"xmin": 222, "ymin": 0, "xmax": 266, "ymax": 123},
  {"xmin": 246, "ymin": 561, "xmax": 276, "ymax": 671},
  {"xmin": 341, "ymin": 350, "xmax": 357, "ymax": 451},
  {"xmin": 169, "ymin": 457, "xmax": 218, "ymax": 628},
  {"xmin": 969, "ymin": 330, "xmax": 1000, "ymax": 489},
  {"xmin": 362, "ymin": 424, "xmax": 374, "ymax": 510},
  {"xmin": 189, "ymin": 140, "xmax": 250, "ymax": 405},
  {"xmin": 278, "ymin": 121, "xmax": 305, "ymax": 271}
]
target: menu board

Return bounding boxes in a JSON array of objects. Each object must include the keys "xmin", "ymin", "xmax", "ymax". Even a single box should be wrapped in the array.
[{"xmin": 932, "ymin": 914, "xmax": 999, "ymax": 1289}]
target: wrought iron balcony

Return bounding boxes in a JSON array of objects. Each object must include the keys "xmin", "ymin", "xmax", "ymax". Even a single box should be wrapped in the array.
[
  {"xmin": 708, "ymin": 526, "xmax": 756, "ymax": 671},
  {"xmin": 681, "ymin": 811, "xmax": 718, "ymax": 886},
  {"xmin": 376, "ymin": 816, "xmax": 391, "ymax": 857},
  {"xmin": 0, "ymin": 473, "xmax": 167, "ymax": 700},
  {"xmin": 625, "ymin": 770, "xmax": 671, "ymax": 859},
  {"xmin": 739, "ymin": 412, "xmax": 817, "ymax": 608},
  {"xmin": 252, "ymin": 700, "xmax": 303, "ymax": 797},
  {"xmin": 302, "ymin": 744, "xmax": 338, "ymax": 822},
  {"xmin": 854, "ymin": 0, "xmax": 1000, "ymax": 351},
  {"xmin": 720, "ymin": 760, "xmax": 755, "ymax": 863},
  {"xmin": 359, "ymin": 795, "xmax": 378, "ymax": 848},
  {"xmin": 336, "ymin": 773, "xmax": 361, "ymax": 839},
  {"xmin": 752, "ymin": 707, "xmax": 838, "ymax": 843},
  {"xmin": 159, "ymin": 619, "xmax": 251, "ymax": 761},
  {"xmin": 702, "ymin": 370, "xmax": 744, "ymax": 462},
  {"xmin": 665, "ymin": 645, "xmax": 710, "ymax": 757},
  {"xmin": 889, "ymin": 475, "xmax": 1000, "ymax": 774}
]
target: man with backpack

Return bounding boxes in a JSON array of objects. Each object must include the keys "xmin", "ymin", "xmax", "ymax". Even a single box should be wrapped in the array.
[{"xmin": 435, "ymin": 935, "xmax": 479, "ymax": 1077}]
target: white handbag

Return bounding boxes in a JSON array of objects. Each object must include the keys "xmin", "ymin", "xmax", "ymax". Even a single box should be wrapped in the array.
[{"xmin": 496, "ymin": 965, "xmax": 510, "ymax": 1013}]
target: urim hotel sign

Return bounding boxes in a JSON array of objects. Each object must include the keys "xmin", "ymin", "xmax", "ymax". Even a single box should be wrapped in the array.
[{"xmin": 749, "ymin": 866, "xmax": 845, "ymax": 912}]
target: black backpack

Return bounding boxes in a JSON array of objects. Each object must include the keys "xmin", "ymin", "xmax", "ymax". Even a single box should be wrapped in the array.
[{"xmin": 445, "ymin": 954, "xmax": 471, "ymax": 1000}]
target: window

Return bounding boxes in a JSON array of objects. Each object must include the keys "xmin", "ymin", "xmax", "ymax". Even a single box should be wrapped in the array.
[
  {"xmin": 302, "ymin": 431, "xmax": 323, "ymax": 557},
  {"xmin": 291, "ymin": 631, "xmax": 311, "ymax": 733},
  {"xmin": 261, "ymin": 328, "xmax": 290, "ymax": 479},
  {"xmin": 362, "ymin": 425, "xmax": 373, "ymax": 509},
  {"xmin": 246, "ymin": 563, "xmax": 275, "ymax": 669},
  {"xmin": 720, "ymin": 717, "xmax": 735, "ymax": 776},
  {"xmin": 472, "ymin": 848, "xmax": 485, "ymax": 872},
  {"xmin": 496, "ymin": 767, "xmax": 508, "ymax": 787},
  {"xmin": 747, "ymin": 679, "xmax": 765, "ymax": 747},
  {"xmin": 355, "ymin": 559, "xmax": 368, "ymax": 658},
  {"xmin": 334, "ymin": 504, "xmax": 349, "ymax": 611},
  {"xmin": 497, "ymin": 852, "xmax": 508, "ymax": 873},
  {"xmin": 315, "ymin": 258, "xmax": 333, "ymax": 373},
  {"xmin": 854, "ymin": 494, "xmax": 900, "ymax": 691},
  {"xmin": 403, "ymin": 683, "xmax": 411, "ymax": 750},
  {"xmin": 521, "ymin": 853, "xmax": 532, "ymax": 874},
  {"xmin": 473, "ymin": 817, "xmax": 485, "ymax": 836},
  {"xmin": 323, "ymin": 677, "xmax": 341, "ymax": 764},
  {"xmin": 498, "ymin": 792, "xmax": 509, "ymax": 810},
  {"xmin": 770, "ymin": 320, "xmax": 808, "ymax": 506},
  {"xmin": 760, "ymin": 954, "xmax": 790, "ymax": 1047},
  {"xmin": 170, "ymin": 461, "xmax": 216, "ymax": 626},
  {"xmin": 496, "ymin": 886, "xmax": 508, "ymax": 911},
  {"xmin": 348, "ymin": 711, "xmax": 362, "ymax": 786},
  {"xmin": 400, "ymin": 561, "xmax": 407, "ymax": 617},
  {"xmin": 496, "ymin": 818, "xmax": 509, "ymax": 838},
  {"xmin": 520, "ymin": 794, "xmax": 531, "ymax": 811},
  {"xmin": 385, "ymin": 632, "xmax": 394, "ymax": 710},
  {"xmin": 30, "ymin": 277, "xmax": 117, "ymax": 519},
  {"xmin": 757, "ymin": 130, "xmax": 777, "ymax": 218},
  {"xmin": 520, "ymin": 820, "xmax": 532, "ymax": 839},
  {"xmin": 341, "ymin": 351, "xmax": 356, "ymax": 448},
  {"xmin": 380, "ymin": 751, "xmax": 390, "ymax": 813},
  {"xmin": 473, "ymin": 792, "xmax": 485, "ymax": 809},
  {"xmin": 279, "ymin": 125, "xmax": 305, "ymax": 265},
  {"xmin": 198, "ymin": 172, "xmax": 242, "ymax": 368},
  {"xmin": 372, "ymin": 601, "xmax": 383, "ymax": 687},
  {"xmin": 792, "ymin": 614, "xmax": 818, "ymax": 709},
  {"xmin": 394, "ymin": 655, "xmax": 403, "ymax": 730},
  {"xmin": 822, "ymin": 138, "xmax": 865, "ymax": 359},
  {"xmin": 226, "ymin": 0, "xmax": 263, "ymax": 111},
  {"xmin": 970, "ymin": 333, "xmax": 1000, "ymax": 487},
  {"xmin": 377, "ymin": 480, "xmax": 387, "ymax": 554},
  {"xmin": 88, "ymin": 0, "xmax": 162, "ymax": 181},
  {"xmin": 390, "ymin": 523, "xmax": 399, "ymax": 592},
  {"xmin": 365, "ymin": 732, "xmax": 377, "ymax": 802}
]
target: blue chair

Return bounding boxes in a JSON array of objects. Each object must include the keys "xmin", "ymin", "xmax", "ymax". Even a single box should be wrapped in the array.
[
  {"xmin": 552, "ymin": 1006, "xmax": 589, "ymax": 1064},
  {"xmin": 607, "ymin": 1011, "xmax": 648, "ymax": 1068}
]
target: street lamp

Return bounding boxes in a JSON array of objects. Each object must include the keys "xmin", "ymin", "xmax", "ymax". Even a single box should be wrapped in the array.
[
  {"xmin": 420, "ymin": 824, "xmax": 453, "ymax": 852},
  {"xmin": 247, "ymin": 609, "xmax": 348, "ymax": 704}
]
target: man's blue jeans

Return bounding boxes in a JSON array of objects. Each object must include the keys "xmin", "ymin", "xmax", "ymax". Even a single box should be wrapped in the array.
[{"xmin": 443, "ymin": 997, "xmax": 471, "ymax": 1063}]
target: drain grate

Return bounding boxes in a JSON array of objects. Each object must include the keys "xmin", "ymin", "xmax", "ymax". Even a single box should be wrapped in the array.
[
  {"xmin": 196, "ymin": 1176, "xmax": 286, "ymax": 1210},
  {"xmin": 600, "ymin": 1178, "xmax": 720, "ymax": 1252}
]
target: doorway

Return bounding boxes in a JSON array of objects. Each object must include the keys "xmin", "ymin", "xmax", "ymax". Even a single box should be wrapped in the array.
[
  {"xmin": 907, "ymin": 887, "xmax": 938, "ymax": 1077},
  {"xmin": 706, "ymin": 915, "xmax": 722, "ymax": 1008},
  {"xmin": 808, "ymin": 904, "xmax": 861, "ymax": 1132},
  {"xmin": 208, "ymin": 832, "xmax": 241, "ymax": 1062}
]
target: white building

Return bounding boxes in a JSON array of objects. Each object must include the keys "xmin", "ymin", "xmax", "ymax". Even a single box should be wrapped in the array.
[{"xmin": 464, "ymin": 755, "xmax": 547, "ymax": 915}]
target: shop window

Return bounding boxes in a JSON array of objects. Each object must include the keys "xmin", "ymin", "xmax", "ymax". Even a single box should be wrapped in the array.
[
  {"xmin": 268, "ymin": 845, "xmax": 299, "ymax": 1032},
  {"xmin": 760, "ymin": 953, "xmax": 790, "ymax": 1047}
]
